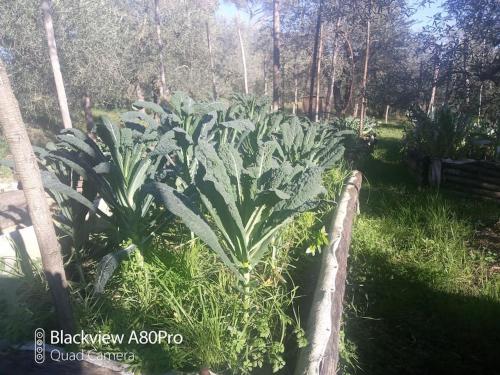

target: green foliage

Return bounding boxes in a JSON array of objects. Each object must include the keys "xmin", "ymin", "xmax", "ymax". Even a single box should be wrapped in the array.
[
  {"xmin": 146, "ymin": 94, "xmax": 348, "ymax": 287},
  {"xmin": 11, "ymin": 93, "xmax": 348, "ymax": 374},
  {"xmin": 341, "ymin": 123, "xmax": 500, "ymax": 375},
  {"xmin": 29, "ymin": 113, "xmax": 192, "ymax": 291},
  {"xmin": 403, "ymin": 107, "xmax": 499, "ymax": 160},
  {"xmin": 274, "ymin": 117, "xmax": 348, "ymax": 169},
  {"xmin": 333, "ymin": 116, "xmax": 379, "ymax": 137},
  {"xmin": 78, "ymin": 236, "xmax": 304, "ymax": 374},
  {"xmin": 404, "ymin": 107, "xmax": 471, "ymax": 158},
  {"xmin": 0, "ymin": 262, "xmax": 55, "ymax": 343}
]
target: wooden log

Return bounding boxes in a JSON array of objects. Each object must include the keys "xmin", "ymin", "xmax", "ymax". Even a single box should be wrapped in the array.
[
  {"xmin": 443, "ymin": 168, "xmax": 500, "ymax": 186},
  {"xmin": 442, "ymin": 161, "xmax": 500, "ymax": 178},
  {"xmin": 295, "ymin": 171, "xmax": 363, "ymax": 375},
  {"xmin": 443, "ymin": 182, "xmax": 500, "ymax": 200},
  {"xmin": 443, "ymin": 175, "xmax": 500, "ymax": 192},
  {"xmin": 443, "ymin": 188, "xmax": 500, "ymax": 202},
  {"xmin": 473, "ymin": 160, "xmax": 500, "ymax": 171}
]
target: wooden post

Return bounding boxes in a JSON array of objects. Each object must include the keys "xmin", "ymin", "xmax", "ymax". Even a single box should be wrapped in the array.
[
  {"xmin": 0, "ymin": 60, "xmax": 74, "ymax": 333},
  {"xmin": 295, "ymin": 171, "xmax": 363, "ymax": 374}
]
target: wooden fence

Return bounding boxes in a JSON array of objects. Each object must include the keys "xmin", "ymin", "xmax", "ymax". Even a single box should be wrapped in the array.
[
  {"xmin": 429, "ymin": 159, "xmax": 500, "ymax": 201},
  {"xmin": 295, "ymin": 170, "xmax": 363, "ymax": 375}
]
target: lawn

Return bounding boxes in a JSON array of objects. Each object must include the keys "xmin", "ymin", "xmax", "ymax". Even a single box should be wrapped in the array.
[{"xmin": 340, "ymin": 123, "xmax": 500, "ymax": 374}]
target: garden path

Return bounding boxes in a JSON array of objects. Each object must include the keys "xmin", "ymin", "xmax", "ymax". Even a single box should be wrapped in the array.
[{"xmin": 340, "ymin": 123, "xmax": 500, "ymax": 375}]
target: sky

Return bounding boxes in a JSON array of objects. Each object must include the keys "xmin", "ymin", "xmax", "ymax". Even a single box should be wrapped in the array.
[
  {"xmin": 216, "ymin": 1, "xmax": 238, "ymax": 19},
  {"xmin": 216, "ymin": 1, "xmax": 251, "ymax": 22},
  {"xmin": 410, "ymin": 0, "xmax": 445, "ymax": 30},
  {"xmin": 216, "ymin": 0, "xmax": 445, "ymax": 31}
]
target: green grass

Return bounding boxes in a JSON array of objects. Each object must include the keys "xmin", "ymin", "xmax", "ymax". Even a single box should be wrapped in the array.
[
  {"xmin": 76, "ymin": 223, "xmax": 308, "ymax": 374},
  {"xmin": 340, "ymin": 124, "xmax": 500, "ymax": 375}
]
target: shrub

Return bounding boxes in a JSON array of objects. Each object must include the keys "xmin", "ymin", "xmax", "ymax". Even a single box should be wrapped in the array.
[
  {"xmin": 403, "ymin": 107, "xmax": 470, "ymax": 158},
  {"xmin": 403, "ymin": 106, "xmax": 499, "ymax": 160}
]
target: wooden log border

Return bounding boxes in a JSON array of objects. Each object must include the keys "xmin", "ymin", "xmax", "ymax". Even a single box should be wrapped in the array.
[
  {"xmin": 295, "ymin": 170, "xmax": 363, "ymax": 375},
  {"xmin": 439, "ymin": 159, "xmax": 500, "ymax": 202}
]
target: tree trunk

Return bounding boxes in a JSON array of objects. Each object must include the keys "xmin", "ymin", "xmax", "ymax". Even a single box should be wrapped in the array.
[
  {"xmin": 237, "ymin": 16, "xmax": 249, "ymax": 94},
  {"xmin": 154, "ymin": 0, "xmax": 168, "ymax": 101},
  {"xmin": 264, "ymin": 60, "xmax": 268, "ymax": 96},
  {"xmin": 41, "ymin": 0, "xmax": 72, "ymax": 129},
  {"xmin": 418, "ymin": 60, "xmax": 424, "ymax": 109},
  {"xmin": 0, "ymin": 61, "xmax": 74, "ymax": 333},
  {"xmin": 385, "ymin": 104, "xmax": 390, "ymax": 123},
  {"xmin": 444, "ymin": 60, "xmax": 452, "ymax": 106},
  {"xmin": 82, "ymin": 95, "xmax": 94, "ymax": 133},
  {"xmin": 135, "ymin": 83, "xmax": 146, "ymax": 112},
  {"xmin": 205, "ymin": 21, "xmax": 218, "ymax": 100},
  {"xmin": 314, "ymin": 23, "xmax": 324, "ymax": 122},
  {"xmin": 359, "ymin": 1, "xmax": 371, "ymax": 136},
  {"xmin": 341, "ymin": 32, "xmax": 355, "ymax": 115},
  {"xmin": 478, "ymin": 83, "xmax": 483, "ymax": 119},
  {"xmin": 477, "ymin": 39, "xmax": 486, "ymax": 120},
  {"xmin": 272, "ymin": 0, "xmax": 281, "ymax": 111},
  {"xmin": 308, "ymin": 0, "xmax": 323, "ymax": 119},
  {"xmin": 353, "ymin": 101, "xmax": 359, "ymax": 117},
  {"xmin": 281, "ymin": 62, "xmax": 285, "ymax": 108},
  {"xmin": 325, "ymin": 19, "xmax": 341, "ymax": 118},
  {"xmin": 427, "ymin": 64, "xmax": 439, "ymax": 116},
  {"xmin": 293, "ymin": 65, "xmax": 299, "ymax": 115}
]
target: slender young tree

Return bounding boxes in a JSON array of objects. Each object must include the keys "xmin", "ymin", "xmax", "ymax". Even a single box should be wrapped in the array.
[
  {"xmin": 237, "ymin": 13, "xmax": 249, "ymax": 94},
  {"xmin": 264, "ymin": 59, "xmax": 269, "ymax": 96},
  {"xmin": 272, "ymin": 0, "xmax": 281, "ymax": 110},
  {"xmin": 314, "ymin": 23, "xmax": 324, "ymax": 121},
  {"xmin": 82, "ymin": 95, "xmax": 94, "ymax": 133},
  {"xmin": 154, "ymin": 0, "xmax": 168, "ymax": 100},
  {"xmin": 428, "ymin": 64, "xmax": 440, "ymax": 115},
  {"xmin": 308, "ymin": 0, "xmax": 323, "ymax": 119},
  {"xmin": 293, "ymin": 63, "xmax": 299, "ymax": 114},
  {"xmin": 0, "ymin": 60, "xmax": 74, "ymax": 333},
  {"xmin": 41, "ymin": 0, "xmax": 72, "ymax": 129},
  {"xmin": 205, "ymin": 21, "xmax": 218, "ymax": 100},
  {"xmin": 359, "ymin": 0, "xmax": 372, "ymax": 135},
  {"xmin": 325, "ymin": 19, "xmax": 341, "ymax": 118}
]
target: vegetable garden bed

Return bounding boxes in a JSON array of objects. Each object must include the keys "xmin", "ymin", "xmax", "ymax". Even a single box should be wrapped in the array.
[
  {"xmin": 405, "ymin": 152, "xmax": 500, "ymax": 201},
  {"xmin": 0, "ymin": 93, "xmax": 357, "ymax": 374}
]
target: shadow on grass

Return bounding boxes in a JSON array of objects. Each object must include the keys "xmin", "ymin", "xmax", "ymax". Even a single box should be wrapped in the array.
[
  {"xmin": 343, "ymin": 123, "xmax": 500, "ymax": 375},
  {"xmin": 344, "ymin": 251, "xmax": 500, "ymax": 375}
]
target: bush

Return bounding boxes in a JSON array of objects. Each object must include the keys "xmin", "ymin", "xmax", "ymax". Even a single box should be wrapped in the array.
[{"xmin": 403, "ymin": 106, "xmax": 499, "ymax": 160}]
